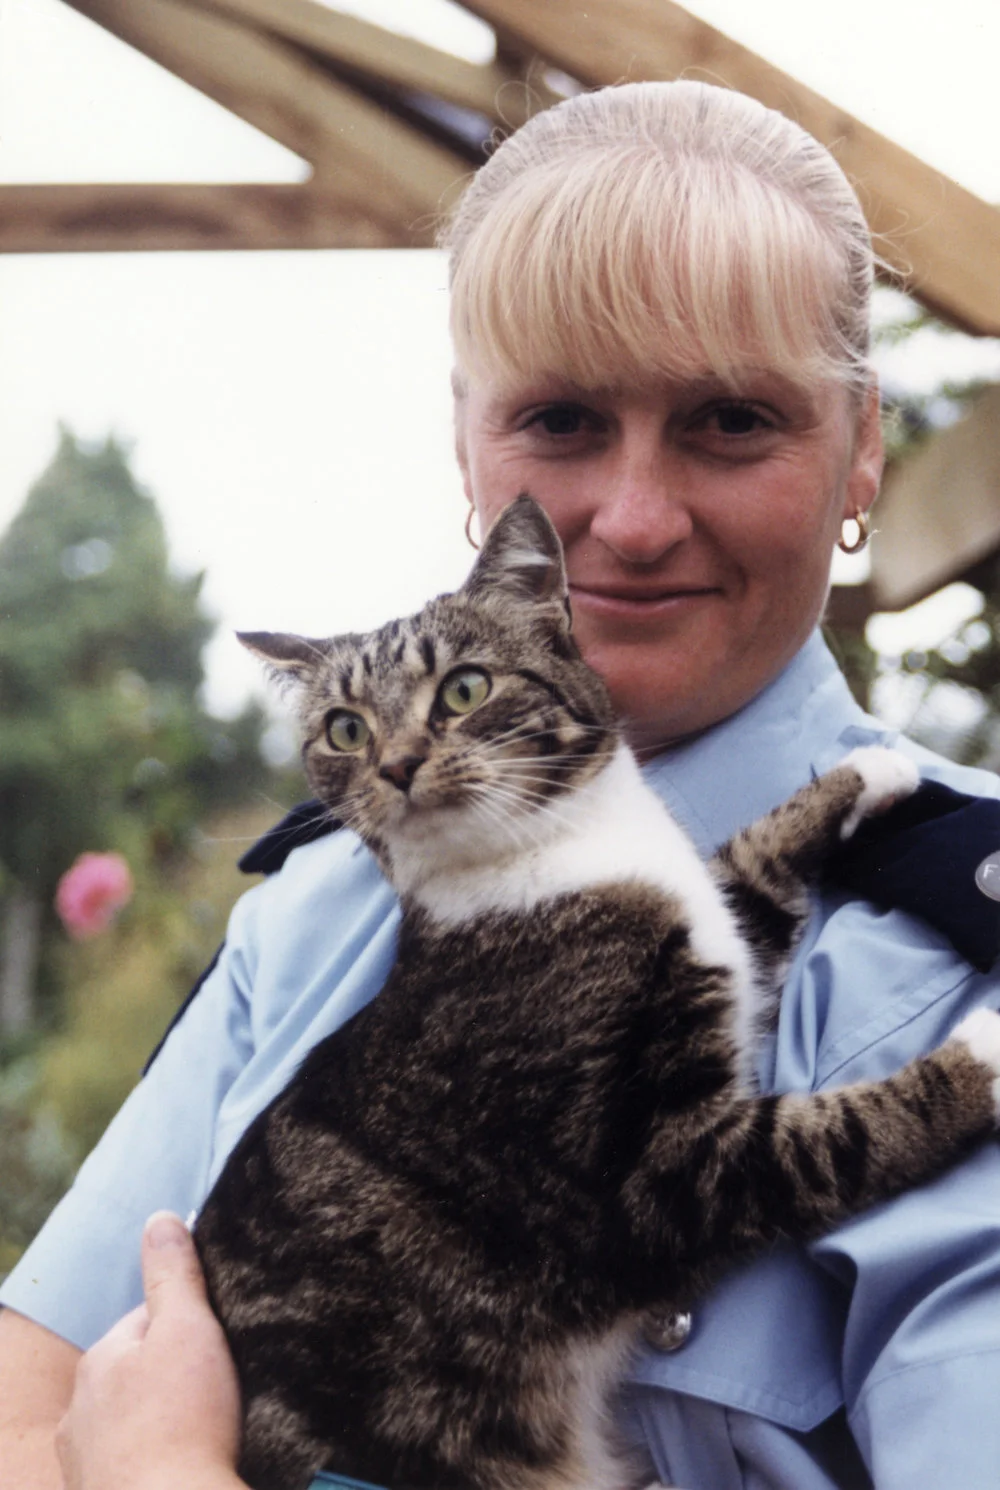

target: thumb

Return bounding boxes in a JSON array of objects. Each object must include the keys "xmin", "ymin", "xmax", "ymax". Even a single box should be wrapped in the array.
[{"xmin": 141, "ymin": 1209, "xmax": 209, "ymax": 1320}]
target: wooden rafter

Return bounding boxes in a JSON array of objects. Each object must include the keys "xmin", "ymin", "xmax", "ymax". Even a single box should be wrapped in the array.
[
  {"xmin": 197, "ymin": 0, "xmax": 561, "ymax": 128},
  {"xmin": 59, "ymin": 0, "xmax": 474, "ymax": 239},
  {"xmin": 0, "ymin": 184, "xmax": 402, "ymax": 254},
  {"xmin": 871, "ymin": 384, "xmax": 1000, "ymax": 611},
  {"xmin": 4, "ymin": 0, "xmax": 998, "ymax": 348},
  {"xmin": 462, "ymin": 0, "xmax": 1000, "ymax": 339}
]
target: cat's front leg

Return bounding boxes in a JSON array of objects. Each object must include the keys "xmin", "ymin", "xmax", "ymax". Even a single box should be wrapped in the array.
[
  {"xmin": 688, "ymin": 1007, "xmax": 1000, "ymax": 1273},
  {"xmin": 716, "ymin": 746, "xmax": 918, "ymax": 886},
  {"xmin": 709, "ymin": 747, "xmax": 919, "ymax": 987}
]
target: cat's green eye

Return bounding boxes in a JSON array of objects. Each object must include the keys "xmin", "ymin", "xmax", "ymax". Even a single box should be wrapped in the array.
[
  {"xmin": 326, "ymin": 710, "xmax": 371, "ymax": 753},
  {"xmin": 439, "ymin": 668, "xmax": 491, "ymax": 717}
]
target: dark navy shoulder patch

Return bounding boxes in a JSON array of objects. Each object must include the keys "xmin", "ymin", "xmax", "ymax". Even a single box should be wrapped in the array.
[
  {"xmin": 239, "ymin": 799, "xmax": 342, "ymax": 876},
  {"xmin": 827, "ymin": 780, "xmax": 1000, "ymax": 972}
]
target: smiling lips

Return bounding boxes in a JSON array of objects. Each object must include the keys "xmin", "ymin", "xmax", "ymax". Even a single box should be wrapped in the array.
[{"xmin": 568, "ymin": 582, "xmax": 721, "ymax": 616}]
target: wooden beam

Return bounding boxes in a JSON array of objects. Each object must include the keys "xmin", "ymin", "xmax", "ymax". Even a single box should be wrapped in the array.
[
  {"xmin": 825, "ymin": 581, "xmax": 877, "ymax": 634},
  {"xmin": 197, "ymin": 0, "xmax": 560, "ymax": 128},
  {"xmin": 869, "ymin": 384, "xmax": 1000, "ymax": 611},
  {"xmin": 0, "ymin": 184, "xmax": 407, "ymax": 253},
  {"xmin": 62, "ymin": 0, "xmax": 471, "ymax": 239},
  {"xmin": 461, "ymin": 0, "xmax": 1000, "ymax": 338}
]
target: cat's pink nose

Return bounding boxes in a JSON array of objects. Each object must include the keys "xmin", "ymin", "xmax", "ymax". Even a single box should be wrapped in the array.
[{"xmin": 379, "ymin": 754, "xmax": 425, "ymax": 792}]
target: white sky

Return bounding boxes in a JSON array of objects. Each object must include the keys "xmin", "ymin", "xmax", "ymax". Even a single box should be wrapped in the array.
[{"xmin": 2, "ymin": 0, "xmax": 999, "ymax": 714}]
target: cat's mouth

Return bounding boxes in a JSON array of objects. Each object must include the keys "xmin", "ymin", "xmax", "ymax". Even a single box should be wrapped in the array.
[{"xmin": 380, "ymin": 779, "xmax": 470, "ymax": 821}]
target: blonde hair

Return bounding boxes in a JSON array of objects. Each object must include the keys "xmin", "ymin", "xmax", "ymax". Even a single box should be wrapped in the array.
[{"xmin": 442, "ymin": 81, "xmax": 875, "ymax": 398}]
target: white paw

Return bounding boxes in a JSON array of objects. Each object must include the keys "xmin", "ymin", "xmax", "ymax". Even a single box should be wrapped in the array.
[
  {"xmin": 950, "ymin": 1007, "xmax": 1000, "ymax": 1120},
  {"xmin": 839, "ymin": 747, "xmax": 920, "ymax": 840}
]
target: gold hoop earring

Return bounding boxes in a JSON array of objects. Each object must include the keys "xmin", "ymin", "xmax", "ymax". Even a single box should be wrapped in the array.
[
  {"xmin": 464, "ymin": 506, "xmax": 480, "ymax": 551},
  {"xmin": 838, "ymin": 510, "xmax": 872, "ymax": 555}
]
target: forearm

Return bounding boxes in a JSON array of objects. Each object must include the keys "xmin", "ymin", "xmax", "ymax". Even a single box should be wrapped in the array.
[
  {"xmin": 0, "ymin": 1307, "xmax": 81, "ymax": 1490},
  {"xmin": 120, "ymin": 1466, "xmax": 248, "ymax": 1490},
  {"xmin": 0, "ymin": 1421, "xmax": 64, "ymax": 1490}
]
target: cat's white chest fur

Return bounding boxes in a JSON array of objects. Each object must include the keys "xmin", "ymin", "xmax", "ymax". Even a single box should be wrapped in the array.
[{"xmin": 391, "ymin": 744, "xmax": 758, "ymax": 1067}]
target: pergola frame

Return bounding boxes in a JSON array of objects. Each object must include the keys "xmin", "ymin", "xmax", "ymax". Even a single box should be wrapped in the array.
[{"xmin": 5, "ymin": 0, "xmax": 998, "ymax": 340}]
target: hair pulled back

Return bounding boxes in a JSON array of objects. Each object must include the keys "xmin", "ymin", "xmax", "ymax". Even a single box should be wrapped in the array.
[{"xmin": 442, "ymin": 81, "xmax": 875, "ymax": 398}]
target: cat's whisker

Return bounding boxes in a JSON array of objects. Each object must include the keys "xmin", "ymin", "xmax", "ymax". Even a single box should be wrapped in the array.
[
  {"xmin": 467, "ymin": 784, "xmax": 564, "ymax": 850},
  {"xmin": 464, "ymin": 783, "xmax": 550, "ymax": 849},
  {"xmin": 481, "ymin": 771, "xmax": 581, "ymax": 809},
  {"xmin": 483, "ymin": 722, "xmax": 610, "ymax": 753},
  {"xmin": 472, "ymin": 716, "xmax": 606, "ymax": 748},
  {"xmin": 487, "ymin": 778, "xmax": 596, "ymax": 812},
  {"xmin": 488, "ymin": 766, "xmax": 584, "ymax": 790},
  {"xmin": 487, "ymin": 750, "xmax": 613, "ymax": 777},
  {"xmin": 464, "ymin": 794, "xmax": 540, "ymax": 855},
  {"xmin": 201, "ymin": 802, "xmax": 346, "ymax": 849}
]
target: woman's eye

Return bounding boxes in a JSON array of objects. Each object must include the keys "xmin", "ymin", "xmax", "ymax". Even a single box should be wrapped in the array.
[
  {"xmin": 704, "ymin": 403, "xmax": 772, "ymax": 436},
  {"xmin": 326, "ymin": 710, "xmax": 370, "ymax": 752},
  {"xmin": 525, "ymin": 404, "xmax": 589, "ymax": 436},
  {"xmin": 439, "ymin": 668, "xmax": 491, "ymax": 716}
]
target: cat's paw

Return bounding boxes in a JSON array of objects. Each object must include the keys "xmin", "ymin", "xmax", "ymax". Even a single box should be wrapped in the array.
[
  {"xmin": 949, "ymin": 1007, "xmax": 1000, "ymax": 1122},
  {"xmin": 838, "ymin": 747, "xmax": 920, "ymax": 840}
]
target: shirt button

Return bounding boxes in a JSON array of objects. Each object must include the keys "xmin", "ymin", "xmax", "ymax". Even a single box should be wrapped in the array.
[
  {"xmin": 975, "ymin": 851, "xmax": 1000, "ymax": 901},
  {"xmin": 642, "ymin": 1308, "xmax": 693, "ymax": 1352}
]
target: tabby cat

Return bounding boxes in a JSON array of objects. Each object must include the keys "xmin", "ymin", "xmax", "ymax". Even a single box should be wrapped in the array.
[{"xmin": 194, "ymin": 495, "xmax": 1000, "ymax": 1490}]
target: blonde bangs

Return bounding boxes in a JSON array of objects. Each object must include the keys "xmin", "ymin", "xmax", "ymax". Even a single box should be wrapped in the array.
[{"xmin": 449, "ymin": 141, "xmax": 866, "ymax": 397}]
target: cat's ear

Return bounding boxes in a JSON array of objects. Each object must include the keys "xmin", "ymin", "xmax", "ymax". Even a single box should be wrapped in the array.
[
  {"xmin": 462, "ymin": 494, "xmax": 568, "ymax": 612},
  {"xmin": 237, "ymin": 631, "xmax": 328, "ymax": 686}
]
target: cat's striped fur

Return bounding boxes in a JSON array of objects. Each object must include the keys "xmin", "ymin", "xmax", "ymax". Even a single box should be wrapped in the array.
[{"xmin": 195, "ymin": 496, "xmax": 1000, "ymax": 1490}]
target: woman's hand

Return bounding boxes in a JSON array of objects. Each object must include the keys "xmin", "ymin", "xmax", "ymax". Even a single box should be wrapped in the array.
[{"xmin": 56, "ymin": 1210, "xmax": 244, "ymax": 1490}]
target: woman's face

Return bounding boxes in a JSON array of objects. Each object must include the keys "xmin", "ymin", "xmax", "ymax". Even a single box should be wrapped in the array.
[{"xmin": 455, "ymin": 370, "xmax": 882, "ymax": 754}]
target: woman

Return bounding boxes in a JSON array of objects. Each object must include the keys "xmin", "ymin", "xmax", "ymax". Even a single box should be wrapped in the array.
[{"xmin": 4, "ymin": 81, "xmax": 1000, "ymax": 1490}]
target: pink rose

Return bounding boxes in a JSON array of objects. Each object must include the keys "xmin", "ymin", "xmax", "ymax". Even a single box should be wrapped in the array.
[{"xmin": 55, "ymin": 852, "xmax": 134, "ymax": 940}]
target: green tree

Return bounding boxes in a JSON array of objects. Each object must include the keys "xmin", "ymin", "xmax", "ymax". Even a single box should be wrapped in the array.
[
  {"xmin": 827, "ymin": 298, "xmax": 1000, "ymax": 761},
  {"xmin": 872, "ymin": 564, "xmax": 1000, "ymax": 770},
  {"xmin": 0, "ymin": 430, "xmax": 272, "ymax": 1033}
]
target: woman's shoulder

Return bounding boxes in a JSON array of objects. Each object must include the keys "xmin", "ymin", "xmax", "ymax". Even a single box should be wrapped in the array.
[
  {"xmin": 895, "ymin": 734, "xmax": 1000, "ymax": 800},
  {"xmin": 233, "ymin": 807, "xmax": 397, "ymax": 946},
  {"xmin": 144, "ymin": 813, "xmax": 399, "ymax": 1078}
]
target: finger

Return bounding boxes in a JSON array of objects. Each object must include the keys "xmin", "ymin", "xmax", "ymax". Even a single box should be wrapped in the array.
[{"xmin": 141, "ymin": 1210, "xmax": 209, "ymax": 1318}]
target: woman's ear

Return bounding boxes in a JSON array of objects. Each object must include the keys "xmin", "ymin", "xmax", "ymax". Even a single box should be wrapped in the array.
[
  {"xmin": 452, "ymin": 374, "xmax": 475, "ymax": 508},
  {"xmin": 843, "ymin": 380, "xmax": 885, "ymax": 524}
]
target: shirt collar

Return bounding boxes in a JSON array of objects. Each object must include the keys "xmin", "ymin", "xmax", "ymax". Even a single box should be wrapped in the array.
[{"xmin": 641, "ymin": 630, "xmax": 884, "ymax": 855}]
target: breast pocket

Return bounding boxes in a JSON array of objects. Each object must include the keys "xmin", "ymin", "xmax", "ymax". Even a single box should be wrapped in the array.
[{"xmin": 627, "ymin": 1243, "xmax": 847, "ymax": 1432}]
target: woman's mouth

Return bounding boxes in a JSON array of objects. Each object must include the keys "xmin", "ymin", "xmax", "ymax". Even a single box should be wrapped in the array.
[{"xmin": 568, "ymin": 582, "xmax": 721, "ymax": 618}]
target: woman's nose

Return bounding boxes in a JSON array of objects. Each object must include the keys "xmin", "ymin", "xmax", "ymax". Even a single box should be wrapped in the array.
[{"xmin": 588, "ymin": 439, "xmax": 694, "ymax": 564}]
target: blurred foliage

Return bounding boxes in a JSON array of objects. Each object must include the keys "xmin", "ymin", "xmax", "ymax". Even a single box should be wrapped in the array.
[
  {"xmin": 822, "ymin": 622, "xmax": 879, "ymax": 712},
  {"xmin": 0, "ymin": 803, "xmax": 278, "ymax": 1274},
  {"xmin": 0, "ymin": 430, "xmax": 306, "ymax": 1277},
  {"xmin": 0, "ymin": 431, "xmax": 279, "ymax": 1027},
  {"xmin": 868, "ymin": 571, "xmax": 1000, "ymax": 771},
  {"xmin": 0, "ymin": 1068, "xmax": 75, "ymax": 1278},
  {"xmin": 826, "ymin": 308, "xmax": 1000, "ymax": 768}
]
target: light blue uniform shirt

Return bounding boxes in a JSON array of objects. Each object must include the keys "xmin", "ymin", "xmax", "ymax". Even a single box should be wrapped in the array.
[{"xmin": 4, "ymin": 631, "xmax": 1000, "ymax": 1489}]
